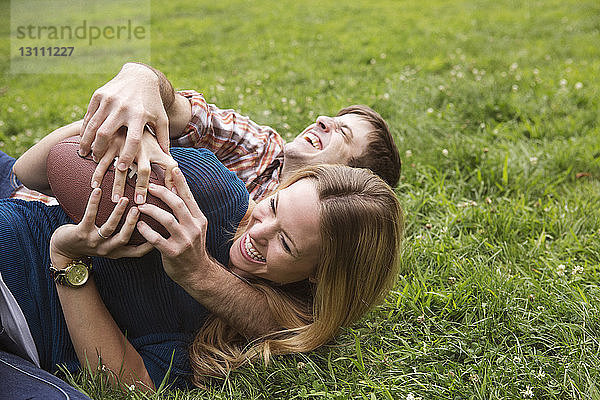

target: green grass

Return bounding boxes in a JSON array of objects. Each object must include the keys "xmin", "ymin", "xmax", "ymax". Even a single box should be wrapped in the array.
[{"xmin": 2, "ymin": 0, "xmax": 600, "ymax": 398}]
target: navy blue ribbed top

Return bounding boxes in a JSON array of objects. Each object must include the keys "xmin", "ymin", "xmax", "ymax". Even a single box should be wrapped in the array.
[{"xmin": 0, "ymin": 148, "xmax": 249, "ymax": 389}]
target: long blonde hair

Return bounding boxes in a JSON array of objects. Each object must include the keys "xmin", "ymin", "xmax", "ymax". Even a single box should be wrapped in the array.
[{"xmin": 189, "ymin": 165, "xmax": 404, "ymax": 384}]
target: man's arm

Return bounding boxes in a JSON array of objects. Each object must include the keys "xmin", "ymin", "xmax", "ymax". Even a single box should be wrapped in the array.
[
  {"xmin": 184, "ymin": 260, "xmax": 280, "ymax": 338},
  {"xmin": 13, "ymin": 120, "xmax": 83, "ymax": 195},
  {"xmin": 137, "ymin": 168, "xmax": 281, "ymax": 339}
]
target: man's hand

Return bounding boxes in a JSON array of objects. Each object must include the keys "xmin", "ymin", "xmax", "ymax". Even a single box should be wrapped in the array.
[
  {"xmin": 136, "ymin": 167, "xmax": 211, "ymax": 282},
  {"xmin": 91, "ymin": 127, "xmax": 178, "ymax": 204},
  {"xmin": 80, "ymin": 63, "xmax": 170, "ymax": 178}
]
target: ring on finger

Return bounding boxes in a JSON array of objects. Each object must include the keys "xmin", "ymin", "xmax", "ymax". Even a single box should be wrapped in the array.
[{"xmin": 97, "ymin": 228, "xmax": 110, "ymax": 239}]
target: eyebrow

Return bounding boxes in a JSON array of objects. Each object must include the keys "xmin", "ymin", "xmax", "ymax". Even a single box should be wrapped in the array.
[{"xmin": 275, "ymin": 192, "xmax": 300, "ymax": 258}]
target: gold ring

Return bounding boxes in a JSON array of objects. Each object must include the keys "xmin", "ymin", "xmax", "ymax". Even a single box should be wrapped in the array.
[{"xmin": 97, "ymin": 228, "xmax": 110, "ymax": 239}]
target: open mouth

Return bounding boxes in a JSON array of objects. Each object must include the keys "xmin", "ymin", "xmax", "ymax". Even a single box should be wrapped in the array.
[
  {"xmin": 303, "ymin": 131, "xmax": 322, "ymax": 150},
  {"xmin": 241, "ymin": 234, "xmax": 266, "ymax": 263}
]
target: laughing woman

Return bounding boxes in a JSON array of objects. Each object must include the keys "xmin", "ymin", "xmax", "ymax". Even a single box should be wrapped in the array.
[{"xmin": 0, "ymin": 121, "xmax": 403, "ymax": 396}]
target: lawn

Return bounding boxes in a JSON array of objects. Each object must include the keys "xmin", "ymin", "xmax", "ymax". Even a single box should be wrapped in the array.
[{"xmin": 1, "ymin": 0, "xmax": 600, "ymax": 398}]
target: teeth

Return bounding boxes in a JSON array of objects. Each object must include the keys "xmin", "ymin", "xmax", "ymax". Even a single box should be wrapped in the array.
[
  {"xmin": 244, "ymin": 236, "xmax": 266, "ymax": 262},
  {"xmin": 304, "ymin": 132, "xmax": 321, "ymax": 150}
]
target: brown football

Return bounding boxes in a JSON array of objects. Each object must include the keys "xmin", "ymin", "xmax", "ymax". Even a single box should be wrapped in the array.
[{"xmin": 47, "ymin": 135, "xmax": 171, "ymax": 245}]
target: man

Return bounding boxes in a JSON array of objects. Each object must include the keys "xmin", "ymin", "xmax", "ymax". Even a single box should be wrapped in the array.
[{"xmin": 10, "ymin": 62, "xmax": 401, "ymax": 340}]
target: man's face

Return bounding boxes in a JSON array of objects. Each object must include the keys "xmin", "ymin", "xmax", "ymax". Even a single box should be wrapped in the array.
[{"xmin": 284, "ymin": 113, "xmax": 372, "ymax": 168}]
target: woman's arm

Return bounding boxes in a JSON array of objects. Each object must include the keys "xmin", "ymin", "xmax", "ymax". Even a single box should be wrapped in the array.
[
  {"xmin": 13, "ymin": 120, "xmax": 83, "ymax": 195},
  {"xmin": 49, "ymin": 188, "xmax": 154, "ymax": 390},
  {"xmin": 52, "ymin": 272, "xmax": 154, "ymax": 390}
]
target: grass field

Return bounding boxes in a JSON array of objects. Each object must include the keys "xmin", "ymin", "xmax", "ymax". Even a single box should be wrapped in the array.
[{"xmin": 2, "ymin": 0, "xmax": 600, "ymax": 398}]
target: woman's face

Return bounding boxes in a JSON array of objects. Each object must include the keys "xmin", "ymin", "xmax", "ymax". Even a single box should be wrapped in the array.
[{"xmin": 229, "ymin": 179, "xmax": 321, "ymax": 284}]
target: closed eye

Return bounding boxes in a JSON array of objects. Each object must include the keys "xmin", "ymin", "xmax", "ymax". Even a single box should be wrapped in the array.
[
  {"xmin": 280, "ymin": 235, "xmax": 292, "ymax": 253},
  {"xmin": 272, "ymin": 194, "xmax": 295, "ymax": 256}
]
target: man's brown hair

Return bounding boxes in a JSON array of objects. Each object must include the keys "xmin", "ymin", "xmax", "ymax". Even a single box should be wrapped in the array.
[{"xmin": 336, "ymin": 105, "xmax": 401, "ymax": 188}]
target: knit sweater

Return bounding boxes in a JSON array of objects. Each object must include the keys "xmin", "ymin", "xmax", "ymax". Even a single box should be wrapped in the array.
[{"xmin": 0, "ymin": 147, "xmax": 249, "ymax": 389}]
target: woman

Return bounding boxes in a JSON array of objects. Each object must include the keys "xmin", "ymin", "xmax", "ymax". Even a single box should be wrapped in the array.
[{"xmin": 0, "ymin": 121, "xmax": 403, "ymax": 392}]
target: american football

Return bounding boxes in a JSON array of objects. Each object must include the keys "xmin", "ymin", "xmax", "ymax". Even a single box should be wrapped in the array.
[{"xmin": 47, "ymin": 135, "xmax": 171, "ymax": 245}]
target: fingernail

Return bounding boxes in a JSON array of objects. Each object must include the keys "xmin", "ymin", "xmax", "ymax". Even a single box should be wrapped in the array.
[
  {"xmin": 174, "ymin": 167, "xmax": 181, "ymax": 176},
  {"xmin": 136, "ymin": 194, "xmax": 144, "ymax": 204},
  {"xmin": 171, "ymin": 186, "xmax": 178, "ymax": 194},
  {"xmin": 91, "ymin": 180, "xmax": 99, "ymax": 188},
  {"xmin": 118, "ymin": 162, "xmax": 127, "ymax": 171},
  {"xmin": 92, "ymin": 155, "xmax": 98, "ymax": 163},
  {"xmin": 112, "ymin": 194, "xmax": 119, "ymax": 202},
  {"xmin": 131, "ymin": 207, "xmax": 139, "ymax": 216},
  {"xmin": 93, "ymin": 188, "xmax": 101, "ymax": 195}
]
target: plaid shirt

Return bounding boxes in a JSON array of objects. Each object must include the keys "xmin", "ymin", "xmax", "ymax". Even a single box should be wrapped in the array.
[
  {"xmin": 173, "ymin": 90, "xmax": 284, "ymax": 201},
  {"xmin": 12, "ymin": 90, "xmax": 285, "ymax": 203}
]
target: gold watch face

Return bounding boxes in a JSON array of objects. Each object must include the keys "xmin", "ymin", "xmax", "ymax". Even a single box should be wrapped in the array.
[{"xmin": 65, "ymin": 263, "xmax": 89, "ymax": 286}]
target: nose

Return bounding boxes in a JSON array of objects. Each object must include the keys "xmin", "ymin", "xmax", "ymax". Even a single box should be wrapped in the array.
[
  {"xmin": 316, "ymin": 116, "xmax": 335, "ymax": 133},
  {"xmin": 247, "ymin": 204, "xmax": 277, "ymax": 245}
]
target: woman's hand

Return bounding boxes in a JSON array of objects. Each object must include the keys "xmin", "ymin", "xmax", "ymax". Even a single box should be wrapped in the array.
[
  {"xmin": 136, "ymin": 167, "xmax": 211, "ymax": 283},
  {"xmin": 90, "ymin": 127, "xmax": 178, "ymax": 204},
  {"xmin": 50, "ymin": 188, "xmax": 154, "ymax": 262}
]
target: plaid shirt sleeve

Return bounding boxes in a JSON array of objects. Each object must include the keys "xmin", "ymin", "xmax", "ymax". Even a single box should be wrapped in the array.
[{"xmin": 171, "ymin": 90, "xmax": 284, "ymax": 201}]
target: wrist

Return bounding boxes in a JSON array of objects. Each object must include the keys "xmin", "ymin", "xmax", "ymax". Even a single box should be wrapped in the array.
[
  {"xmin": 169, "ymin": 257, "xmax": 221, "ymax": 292},
  {"xmin": 49, "ymin": 228, "xmax": 84, "ymax": 267}
]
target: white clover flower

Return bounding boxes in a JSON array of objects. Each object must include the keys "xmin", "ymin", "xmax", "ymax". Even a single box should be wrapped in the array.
[
  {"xmin": 575, "ymin": 82, "xmax": 583, "ymax": 90},
  {"xmin": 427, "ymin": 107, "xmax": 434, "ymax": 114},
  {"xmin": 405, "ymin": 150, "xmax": 413, "ymax": 158},
  {"xmin": 559, "ymin": 79, "xmax": 568, "ymax": 87},
  {"xmin": 442, "ymin": 148, "xmax": 449, "ymax": 156},
  {"xmin": 480, "ymin": 122, "xmax": 486, "ymax": 129},
  {"xmin": 512, "ymin": 84, "xmax": 519, "ymax": 92},
  {"xmin": 556, "ymin": 264, "xmax": 566, "ymax": 276},
  {"xmin": 572, "ymin": 265, "xmax": 583, "ymax": 275},
  {"xmin": 529, "ymin": 156, "xmax": 538, "ymax": 165},
  {"xmin": 406, "ymin": 394, "xmax": 416, "ymax": 400},
  {"xmin": 522, "ymin": 385, "xmax": 534, "ymax": 398},
  {"xmin": 537, "ymin": 368, "xmax": 546, "ymax": 379},
  {"xmin": 128, "ymin": 384, "xmax": 136, "ymax": 391},
  {"xmin": 510, "ymin": 62, "xmax": 518, "ymax": 71},
  {"xmin": 533, "ymin": 68, "xmax": 539, "ymax": 75}
]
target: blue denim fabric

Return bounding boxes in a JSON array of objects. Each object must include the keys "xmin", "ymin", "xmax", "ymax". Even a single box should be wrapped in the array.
[
  {"xmin": 0, "ymin": 151, "xmax": 21, "ymax": 199},
  {"xmin": 0, "ymin": 349, "xmax": 92, "ymax": 400}
]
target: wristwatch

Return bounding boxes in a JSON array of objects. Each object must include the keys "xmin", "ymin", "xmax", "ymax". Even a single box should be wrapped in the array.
[{"xmin": 49, "ymin": 257, "xmax": 93, "ymax": 288}]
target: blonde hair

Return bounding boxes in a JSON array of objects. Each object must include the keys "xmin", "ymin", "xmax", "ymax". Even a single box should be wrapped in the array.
[{"xmin": 189, "ymin": 165, "xmax": 404, "ymax": 384}]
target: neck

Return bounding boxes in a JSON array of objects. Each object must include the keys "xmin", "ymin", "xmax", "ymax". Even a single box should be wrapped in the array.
[{"xmin": 279, "ymin": 159, "xmax": 298, "ymax": 182}]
